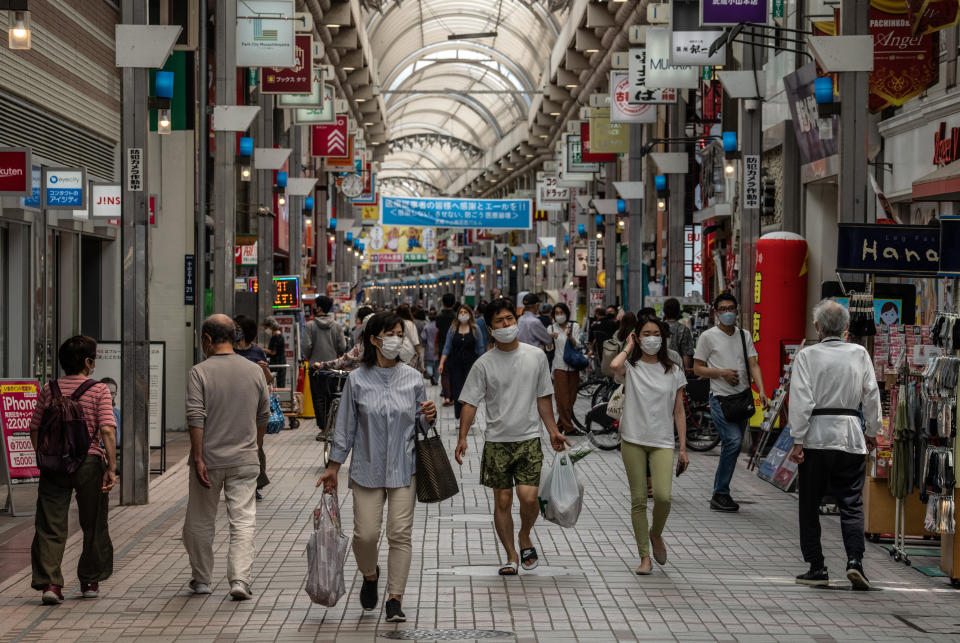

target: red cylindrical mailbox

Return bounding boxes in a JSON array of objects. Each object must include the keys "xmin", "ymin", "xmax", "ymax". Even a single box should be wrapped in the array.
[{"xmin": 753, "ymin": 232, "xmax": 808, "ymax": 399}]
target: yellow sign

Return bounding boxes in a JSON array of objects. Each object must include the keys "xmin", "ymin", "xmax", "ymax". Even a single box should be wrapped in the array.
[
  {"xmin": 588, "ymin": 108, "xmax": 629, "ymax": 154},
  {"xmin": 361, "ymin": 205, "xmax": 379, "ymax": 223},
  {"xmin": 597, "ymin": 270, "xmax": 606, "ymax": 288},
  {"xmin": 365, "ymin": 225, "xmax": 437, "ymax": 264}
]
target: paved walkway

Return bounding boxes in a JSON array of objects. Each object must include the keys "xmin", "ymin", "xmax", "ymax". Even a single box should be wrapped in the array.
[{"xmin": 0, "ymin": 384, "xmax": 958, "ymax": 642}]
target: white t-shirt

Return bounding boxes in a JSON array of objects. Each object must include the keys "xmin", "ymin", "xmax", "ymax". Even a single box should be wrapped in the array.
[
  {"xmin": 400, "ymin": 319, "xmax": 420, "ymax": 365},
  {"xmin": 693, "ymin": 326, "xmax": 757, "ymax": 397},
  {"xmin": 548, "ymin": 321, "xmax": 582, "ymax": 372},
  {"xmin": 459, "ymin": 342, "xmax": 554, "ymax": 442},
  {"xmin": 620, "ymin": 359, "xmax": 687, "ymax": 449}
]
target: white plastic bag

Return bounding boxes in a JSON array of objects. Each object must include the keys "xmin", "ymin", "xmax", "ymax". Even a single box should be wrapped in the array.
[
  {"xmin": 537, "ymin": 452, "xmax": 584, "ymax": 528},
  {"xmin": 305, "ymin": 492, "xmax": 350, "ymax": 606}
]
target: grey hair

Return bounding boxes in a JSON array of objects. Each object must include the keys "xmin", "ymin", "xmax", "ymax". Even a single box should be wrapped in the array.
[
  {"xmin": 813, "ymin": 298, "xmax": 850, "ymax": 337},
  {"xmin": 263, "ymin": 315, "xmax": 280, "ymax": 330},
  {"xmin": 202, "ymin": 314, "xmax": 237, "ymax": 345}
]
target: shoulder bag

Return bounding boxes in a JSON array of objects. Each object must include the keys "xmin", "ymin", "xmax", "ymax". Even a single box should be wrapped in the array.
[
  {"xmin": 414, "ymin": 418, "xmax": 460, "ymax": 503},
  {"xmin": 715, "ymin": 328, "xmax": 756, "ymax": 423},
  {"xmin": 561, "ymin": 324, "xmax": 589, "ymax": 371}
]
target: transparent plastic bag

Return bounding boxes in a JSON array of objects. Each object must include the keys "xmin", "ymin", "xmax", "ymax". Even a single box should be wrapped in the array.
[
  {"xmin": 305, "ymin": 492, "xmax": 350, "ymax": 606},
  {"xmin": 537, "ymin": 452, "xmax": 584, "ymax": 528}
]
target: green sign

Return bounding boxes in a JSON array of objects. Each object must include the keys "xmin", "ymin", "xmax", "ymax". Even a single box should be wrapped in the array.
[{"xmin": 773, "ymin": 0, "xmax": 784, "ymax": 18}]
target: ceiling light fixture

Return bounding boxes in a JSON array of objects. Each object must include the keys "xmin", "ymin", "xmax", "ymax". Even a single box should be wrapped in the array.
[{"xmin": 447, "ymin": 31, "xmax": 498, "ymax": 40}]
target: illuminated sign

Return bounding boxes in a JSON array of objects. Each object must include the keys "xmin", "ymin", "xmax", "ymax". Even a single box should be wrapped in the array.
[{"xmin": 273, "ymin": 275, "xmax": 301, "ymax": 309}]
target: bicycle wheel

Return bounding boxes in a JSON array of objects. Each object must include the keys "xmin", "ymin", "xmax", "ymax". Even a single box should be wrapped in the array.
[
  {"xmin": 585, "ymin": 403, "xmax": 621, "ymax": 450},
  {"xmin": 591, "ymin": 379, "xmax": 616, "ymax": 407},
  {"xmin": 685, "ymin": 403, "xmax": 720, "ymax": 452},
  {"xmin": 578, "ymin": 379, "xmax": 600, "ymax": 398}
]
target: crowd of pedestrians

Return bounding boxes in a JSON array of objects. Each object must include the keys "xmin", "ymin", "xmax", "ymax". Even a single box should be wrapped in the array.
[{"xmin": 24, "ymin": 290, "xmax": 883, "ymax": 612}]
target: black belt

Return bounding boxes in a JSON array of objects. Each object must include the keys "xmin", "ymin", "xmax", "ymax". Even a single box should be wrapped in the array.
[{"xmin": 811, "ymin": 408, "xmax": 860, "ymax": 417}]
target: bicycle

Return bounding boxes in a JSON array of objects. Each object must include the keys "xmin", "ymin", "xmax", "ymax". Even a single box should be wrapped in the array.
[{"xmin": 309, "ymin": 368, "xmax": 350, "ymax": 466}]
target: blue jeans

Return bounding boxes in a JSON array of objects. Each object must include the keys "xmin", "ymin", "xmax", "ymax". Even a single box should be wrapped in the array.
[{"xmin": 709, "ymin": 395, "xmax": 747, "ymax": 497}]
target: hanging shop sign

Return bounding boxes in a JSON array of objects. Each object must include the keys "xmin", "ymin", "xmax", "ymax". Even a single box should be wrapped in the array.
[
  {"xmin": 360, "ymin": 204, "xmax": 380, "ymax": 223},
  {"xmin": 906, "ymin": 0, "xmax": 959, "ymax": 36},
  {"xmin": 580, "ymin": 123, "xmax": 617, "ymax": 163},
  {"xmin": 626, "ymin": 49, "xmax": 677, "ymax": 105},
  {"xmin": 588, "ymin": 108, "xmax": 629, "ymax": 155},
  {"xmin": 742, "ymin": 155, "xmax": 760, "ymax": 210},
  {"xmin": 670, "ymin": 31, "xmax": 726, "ymax": 66},
  {"xmin": 783, "ymin": 63, "xmax": 840, "ymax": 167},
  {"xmin": 293, "ymin": 87, "xmax": 335, "ymax": 123},
  {"xmin": 365, "ymin": 225, "xmax": 438, "ymax": 264},
  {"xmin": 21, "ymin": 165, "xmax": 40, "ymax": 208},
  {"xmin": 938, "ymin": 216, "xmax": 960, "ymax": 276},
  {"xmin": 610, "ymin": 70, "xmax": 658, "ymax": 123},
  {"xmin": 0, "ymin": 147, "xmax": 31, "ymax": 196},
  {"xmin": 261, "ymin": 34, "xmax": 312, "ymax": 94},
  {"xmin": 0, "ymin": 380, "xmax": 41, "ymax": 483},
  {"xmin": 327, "ymin": 282, "xmax": 351, "ymax": 300},
  {"xmin": 565, "ymin": 134, "xmax": 600, "ymax": 174},
  {"xmin": 644, "ymin": 28, "xmax": 699, "ymax": 90},
  {"xmin": 575, "ymin": 247, "xmax": 604, "ymax": 277},
  {"xmin": 273, "ymin": 275, "xmax": 301, "ymax": 309},
  {"xmin": 351, "ymin": 163, "xmax": 377, "ymax": 204},
  {"xmin": 701, "ymin": 0, "xmax": 768, "ymax": 25},
  {"xmin": 836, "ymin": 223, "xmax": 940, "ymax": 277},
  {"xmin": 311, "ymin": 115, "xmax": 348, "ymax": 156},
  {"xmin": 380, "ymin": 196, "xmax": 532, "ymax": 229},
  {"xmin": 537, "ymin": 174, "xmax": 570, "ymax": 203},
  {"xmin": 324, "ymin": 137, "xmax": 355, "ymax": 171},
  {"xmin": 43, "ymin": 167, "xmax": 86, "ymax": 210},
  {"xmin": 932, "ymin": 121, "xmax": 960, "ymax": 167},
  {"xmin": 95, "ymin": 343, "xmax": 165, "ymax": 448},
  {"xmin": 91, "ymin": 184, "xmax": 122, "ymax": 218},
  {"xmin": 280, "ymin": 71, "xmax": 325, "ymax": 107},
  {"xmin": 236, "ymin": 0, "xmax": 296, "ymax": 68},
  {"xmin": 235, "ymin": 242, "xmax": 258, "ymax": 265}
]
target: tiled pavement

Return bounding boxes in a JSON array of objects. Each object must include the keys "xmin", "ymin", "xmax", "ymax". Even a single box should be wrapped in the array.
[{"xmin": 0, "ymin": 385, "xmax": 959, "ymax": 642}]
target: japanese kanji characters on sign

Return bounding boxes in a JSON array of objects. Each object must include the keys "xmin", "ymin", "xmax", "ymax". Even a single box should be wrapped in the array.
[
  {"xmin": 261, "ymin": 35, "xmax": 312, "ymax": 94},
  {"xmin": 627, "ymin": 49, "xmax": 676, "ymax": 105},
  {"xmin": 743, "ymin": 155, "xmax": 761, "ymax": 210},
  {"xmin": 610, "ymin": 70, "xmax": 658, "ymax": 123},
  {"xmin": 381, "ymin": 196, "xmax": 532, "ymax": 229},
  {"xmin": 365, "ymin": 225, "xmax": 437, "ymax": 264}
]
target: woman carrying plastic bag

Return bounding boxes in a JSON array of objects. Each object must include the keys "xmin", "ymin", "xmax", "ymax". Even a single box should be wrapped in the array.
[{"xmin": 305, "ymin": 492, "xmax": 350, "ymax": 607}]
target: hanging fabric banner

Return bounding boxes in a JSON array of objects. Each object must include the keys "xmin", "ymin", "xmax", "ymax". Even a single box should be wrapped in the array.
[{"xmin": 380, "ymin": 196, "xmax": 532, "ymax": 229}]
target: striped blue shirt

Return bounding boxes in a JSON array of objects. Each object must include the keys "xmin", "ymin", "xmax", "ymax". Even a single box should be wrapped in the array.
[{"xmin": 329, "ymin": 363, "xmax": 430, "ymax": 488}]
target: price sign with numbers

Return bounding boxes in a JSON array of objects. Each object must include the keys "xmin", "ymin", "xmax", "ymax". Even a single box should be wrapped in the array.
[{"xmin": 273, "ymin": 275, "xmax": 301, "ymax": 309}]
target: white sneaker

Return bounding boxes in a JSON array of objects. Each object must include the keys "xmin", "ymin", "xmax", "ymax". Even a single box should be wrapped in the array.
[
  {"xmin": 189, "ymin": 580, "xmax": 212, "ymax": 595},
  {"xmin": 229, "ymin": 580, "xmax": 252, "ymax": 600}
]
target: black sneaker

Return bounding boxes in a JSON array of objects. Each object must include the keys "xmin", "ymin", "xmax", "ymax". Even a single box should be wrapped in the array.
[
  {"xmin": 385, "ymin": 598, "xmax": 406, "ymax": 623},
  {"xmin": 360, "ymin": 565, "xmax": 380, "ymax": 611},
  {"xmin": 795, "ymin": 566, "xmax": 829, "ymax": 587},
  {"xmin": 709, "ymin": 494, "xmax": 740, "ymax": 512},
  {"xmin": 256, "ymin": 490, "xmax": 263, "ymax": 501},
  {"xmin": 846, "ymin": 560, "xmax": 870, "ymax": 590}
]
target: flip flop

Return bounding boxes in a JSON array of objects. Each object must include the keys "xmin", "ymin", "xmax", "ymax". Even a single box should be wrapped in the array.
[
  {"xmin": 636, "ymin": 564, "xmax": 653, "ymax": 576},
  {"xmin": 520, "ymin": 547, "xmax": 539, "ymax": 571},
  {"xmin": 498, "ymin": 562, "xmax": 519, "ymax": 576}
]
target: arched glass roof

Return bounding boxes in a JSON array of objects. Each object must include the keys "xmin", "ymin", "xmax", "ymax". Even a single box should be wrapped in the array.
[{"xmin": 362, "ymin": 0, "xmax": 563, "ymax": 195}]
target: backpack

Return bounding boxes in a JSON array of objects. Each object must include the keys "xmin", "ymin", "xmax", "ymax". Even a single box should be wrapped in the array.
[{"xmin": 36, "ymin": 379, "xmax": 99, "ymax": 474}]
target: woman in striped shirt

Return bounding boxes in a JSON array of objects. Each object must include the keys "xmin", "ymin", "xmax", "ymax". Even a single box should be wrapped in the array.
[{"xmin": 316, "ymin": 312, "xmax": 437, "ymax": 623}]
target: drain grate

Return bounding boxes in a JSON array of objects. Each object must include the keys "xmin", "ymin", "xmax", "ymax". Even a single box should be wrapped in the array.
[{"xmin": 380, "ymin": 629, "xmax": 514, "ymax": 640}]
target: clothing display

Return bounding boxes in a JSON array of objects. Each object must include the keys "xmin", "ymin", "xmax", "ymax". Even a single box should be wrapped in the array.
[{"xmin": 847, "ymin": 291, "xmax": 877, "ymax": 337}]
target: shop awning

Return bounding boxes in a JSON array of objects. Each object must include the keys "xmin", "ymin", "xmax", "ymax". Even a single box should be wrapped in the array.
[
  {"xmin": 694, "ymin": 202, "xmax": 732, "ymax": 224},
  {"xmin": 913, "ymin": 159, "xmax": 960, "ymax": 201}
]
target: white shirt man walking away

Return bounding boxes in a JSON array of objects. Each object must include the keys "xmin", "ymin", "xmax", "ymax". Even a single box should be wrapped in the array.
[
  {"xmin": 455, "ymin": 298, "xmax": 570, "ymax": 575},
  {"xmin": 788, "ymin": 298, "xmax": 882, "ymax": 590},
  {"xmin": 184, "ymin": 314, "xmax": 270, "ymax": 600}
]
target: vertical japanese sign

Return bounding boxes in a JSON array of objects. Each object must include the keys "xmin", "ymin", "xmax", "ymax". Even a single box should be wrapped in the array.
[
  {"xmin": 587, "ymin": 239, "xmax": 598, "ymax": 268},
  {"xmin": 184, "ymin": 254, "xmax": 195, "ymax": 305},
  {"xmin": 261, "ymin": 34, "xmax": 312, "ymax": 93},
  {"xmin": 627, "ymin": 49, "xmax": 677, "ymax": 104},
  {"xmin": 0, "ymin": 380, "xmax": 41, "ymax": 482},
  {"xmin": 743, "ymin": 155, "xmax": 761, "ymax": 210},
  {"xmin": 127, "ymin": 148, "xmax": 143, "ymax": 191}
]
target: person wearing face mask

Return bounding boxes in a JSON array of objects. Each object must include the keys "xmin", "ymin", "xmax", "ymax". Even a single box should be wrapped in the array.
[
  {"xmin": 610, "ymin": 320, "xmax": 688, "ymax": 575},
  {"xmin": 548, "ymin": 303, "xmax": 584, "ymax": 436},
  {"xmin": 455, "ymin": 298, "xmax": 570, "ymax": 575},
  {"xmin": 693, "ymin": 294, "xmax": 768, "ymax": 513},
  {"xmin": 317, "ymin": 312, "xmax": 437, "ymax": 623},
  {"xmin": 438, "ymin": 304, "xmax": 487, "ymax": 420}
]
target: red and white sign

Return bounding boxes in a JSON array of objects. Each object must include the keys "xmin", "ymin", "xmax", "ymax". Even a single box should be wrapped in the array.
[
  {"xmin": 0, "ymin": 148, "xmax": 31, "ymax": 196},
  {"xmin": 610, "ymin": 70, "xmax": 657, "ymax": 123},
  {"xmin": 0, "ymin": 380, "xmax": 41, "ymax": 482},
  {"xmin": 91, "ymin": 184, "xmax": 122, "ymax": 218},
  {"xmin": 235, "ymin": 242, "xmax": 258, "ymax": 265},
  {"xmin": 261, "ymin": 35, "xmax": 313, "ymax": 94},
  {"xmin": 312, "ymin": 115, "xmax": 348, "ymax": 157}
]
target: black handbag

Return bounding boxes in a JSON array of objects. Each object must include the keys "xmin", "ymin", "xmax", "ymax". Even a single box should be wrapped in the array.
[
  {"xmin": 715, "ymin": 328, "xmax": 756, "ymax": 423},
  {"xmin": 414, "ymin": 420, "xmax": 460, "ymax": 503}
]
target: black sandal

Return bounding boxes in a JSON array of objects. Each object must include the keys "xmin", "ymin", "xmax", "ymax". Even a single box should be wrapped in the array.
[{"xmin": 520, "ymin": 547, "xmax": 539, "ymax": 571}]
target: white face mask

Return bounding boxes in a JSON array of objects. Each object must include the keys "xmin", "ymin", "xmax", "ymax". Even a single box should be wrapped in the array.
[
  {"xmin": 457, "ymin": 313, "xmax": 471, "ymax": 323},
  {"xmin": 554, "ymin": 314, "xmax": 567, "ymax": 325},
  {"xmin": 640, "ymin": 336, "xmax": 662, "ymax": 355},
  {"xmin": 491, "ymin": 325, "xmax": 519, "ymax": 344},
  {"xmin": 378, "ymin": 336, "xmax": 403, "ymax": 360}
]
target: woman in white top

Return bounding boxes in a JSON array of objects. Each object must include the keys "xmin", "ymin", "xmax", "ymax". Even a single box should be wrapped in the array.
[
  {"xmin": 548, "ymin": 303, "xmax": 583, "ymax": 436},
  {"xmin": 394, "ymin": 304, "xmax": 423, "ymax": 371},
  {"xmin": 610, "ymin": 318, "xmax": 688, "ymax": 576}
]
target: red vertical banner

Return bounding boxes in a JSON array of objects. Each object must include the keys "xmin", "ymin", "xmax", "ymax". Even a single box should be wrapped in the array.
[{"xmin": 0, "ymin": 381, "xmax": 41, "ymax": 482}]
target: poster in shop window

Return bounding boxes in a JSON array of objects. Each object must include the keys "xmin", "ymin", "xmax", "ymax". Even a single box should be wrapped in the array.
[
  {"xmin": 0, "ymin": 380, "xmax": 41, "ymax": 483},
  {"xmin": 94, "ymin": 343, "xmax": 165, "ymax": 449}
]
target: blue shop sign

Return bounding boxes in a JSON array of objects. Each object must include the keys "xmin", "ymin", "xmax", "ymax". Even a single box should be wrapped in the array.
[
  {"xmin": 43, "ymin": 168, "xmax": 86, "ymax": 209},
  {"xmin": 837, "ymin": 223, "xmax": 940, "ymax": 277},
  {"xmin": 21, "ymin": 165, "xmax": 40, "ymax": 208},
  {"xmin": 381, "ymin": 196, "xmax": 532, "ymax": 229}
]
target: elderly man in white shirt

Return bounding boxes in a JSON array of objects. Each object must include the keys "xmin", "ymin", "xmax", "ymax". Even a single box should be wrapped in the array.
[{"xmin": 788, "ymin": 298, "xmax": 882, "ymax": 591}]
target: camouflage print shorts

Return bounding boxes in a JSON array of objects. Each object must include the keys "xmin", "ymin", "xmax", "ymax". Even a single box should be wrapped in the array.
[{"xmin": 480, "ymin": 437, "xmax": 543, "ymax": 489}]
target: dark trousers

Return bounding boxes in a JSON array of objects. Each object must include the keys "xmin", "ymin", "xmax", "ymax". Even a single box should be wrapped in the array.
[
  {"xmin": 798, "ymin": 448, "xmax": 866, "ymax": 567},
  {"xmin": 31, "ymin": 455, "xmax": 113, "ymax": 589}
]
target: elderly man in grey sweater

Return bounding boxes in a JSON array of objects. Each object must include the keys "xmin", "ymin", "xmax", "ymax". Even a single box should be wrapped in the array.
[{"xmin": 184, "ymin": 314, "xmax": 270, "ymax": 601}]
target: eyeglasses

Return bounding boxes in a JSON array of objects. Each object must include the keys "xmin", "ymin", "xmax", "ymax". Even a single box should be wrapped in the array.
[{"xmin": 716, "ymin": 306, "xmax": 737, "ymax": 313}]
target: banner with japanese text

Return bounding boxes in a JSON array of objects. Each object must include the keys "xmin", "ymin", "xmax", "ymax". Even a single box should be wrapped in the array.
[
  {"xmin": 0, "ymin": 380, "xmax": 41, "ymax": 483},
  {"xmin": 364, "ymin": 225, "xmax": 437, "ymax": 264},
  {"xmin": 380, "ymin": 196, "xmax": 532, "ymax": 229}
]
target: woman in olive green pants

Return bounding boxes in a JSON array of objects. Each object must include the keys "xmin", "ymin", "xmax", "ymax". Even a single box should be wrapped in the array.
[{"xmin": 611, "ymin": 319, "xmax": 688, "ymax": 575}]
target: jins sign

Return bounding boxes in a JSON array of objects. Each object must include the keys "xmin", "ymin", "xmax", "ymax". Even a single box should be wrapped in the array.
[
  {"xmin": 91, "ymin": 184, "xmax": 122, "ymax": 218},
  {"xmin": 933, "ymin": 122, "xmax": 960, "ymax": 167},
  {"xmin": 0, "ymin": 148, "xmax": 31, "ymax": 195}
]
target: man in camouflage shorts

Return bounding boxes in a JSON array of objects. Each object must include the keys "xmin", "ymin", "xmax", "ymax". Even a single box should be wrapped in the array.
[{"xmin": 456, "ymin": 299, "xmax": 570, "ymax": 576}]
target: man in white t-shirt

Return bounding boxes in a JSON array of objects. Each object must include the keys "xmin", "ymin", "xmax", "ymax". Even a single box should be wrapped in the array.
[
  {"xmin": 456, "ymin": 298, "xmax": 570, "ymax": 576},
  {"xmin": 693, "ymin": 293, "xmax": 768, "ymax": 513}
]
